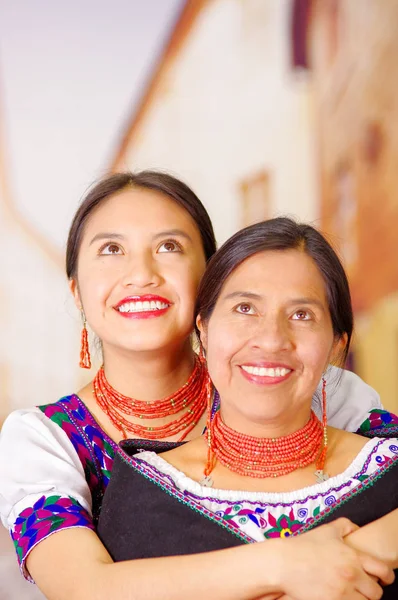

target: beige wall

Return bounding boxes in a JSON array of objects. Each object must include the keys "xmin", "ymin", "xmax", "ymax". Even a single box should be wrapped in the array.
[
  {"xmin": 0, "ymin": 125, "xmax": 94, "ymax": 420},
  {"xmin": 355, "ymin": 294, "xmax": 398, "ymax": 413},
  {"xmin": 114, "ymin": 0, "xmax": 319, "ymax": 244},
  {"xmin": 309, "ymin": 0, "xmax": 398, "ymax": 410}
]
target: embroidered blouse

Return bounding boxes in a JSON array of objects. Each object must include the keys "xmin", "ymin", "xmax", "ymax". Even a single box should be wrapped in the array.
[
  {"xmin": 126, "ymin": 438, "xmax": 398, "ymax": 542},
  {"xmin": 0, "ymin": 366, "xmax": 397, "ymax": 581}
]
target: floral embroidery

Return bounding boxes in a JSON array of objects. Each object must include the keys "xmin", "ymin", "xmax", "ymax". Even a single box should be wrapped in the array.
[
  {"xmin": 135, "ymin": 437, "xmax": 398, "ymax": 544},
  {"xmin": 358, "ymin": 409, "xmax": 398, "ymax": 437},
  {"xmin": 12, "ymin": 395, "xmax": 119, "ymax": 579},
  {"xmin": 219, "ymin": 504, "xmax": 267, "ymax": 529},
  {"xmin": 12, "ymin": 495, "xmax": 94, "ymax": 575},
  {"xmin": 265, "ymin": 508, "xmax": 303, "ymax": 538}
]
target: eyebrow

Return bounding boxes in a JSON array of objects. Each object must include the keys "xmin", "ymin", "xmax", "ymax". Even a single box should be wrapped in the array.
[
  {"xmin": 152, "ymin": 229, "xmax": 193, "ymax": 243},
  {"xmin": 221, "ymin": 292, "xmax": 325, "ymax": 310},
  {"xmin": 89, "ymin": 232, "xmax": 125, "ymax": 246},
  {"xmin": 222, "ymin": 291, "xmax": 264, "ymax": 301},
  {"xmin": 89, "ymin": 229, "xmax": 193, "ymax": 247},
  {"xmin": 288, "ymin": 297, "xmax": 325, "ymax": 311}
]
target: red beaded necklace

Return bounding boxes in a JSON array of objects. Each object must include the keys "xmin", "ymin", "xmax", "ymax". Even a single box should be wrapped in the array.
[
  {"xmin": 93, "ymin": 354, "xmax": 209, "ymax": 441},
  {"xmin": 203, "ymin": 378, "xmax": 328, "ymax": 482},
  {"xmin": 204, "ymin": 409, "xmax": 326, "ymax": 480}
]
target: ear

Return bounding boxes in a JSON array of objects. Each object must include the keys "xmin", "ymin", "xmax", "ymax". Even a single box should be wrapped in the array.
[
  {"xmin": 69, "ymin": 279, "xmax": 82, "ymax": 312},
  {"xmin": 195, "ymin": 314, "xmax": 208, "ymax": 352},
  {"xmin": 330, "ymin": 333, "xmax": 348, "ymax": 366}
]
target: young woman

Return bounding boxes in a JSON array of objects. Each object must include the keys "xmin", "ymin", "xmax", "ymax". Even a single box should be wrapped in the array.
[
  {"xmin": 97, "ymin": 218, "xmax": 398, "ymax": 598},
  {"xmin": 0, "ymin": 173, "xmax": 396, "ymax": 600}
]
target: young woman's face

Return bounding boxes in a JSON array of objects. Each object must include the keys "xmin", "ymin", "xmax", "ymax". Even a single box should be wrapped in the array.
[
  {"xmin": 71, "ymin": 187, "xmax": 207, "ymax": 355},
  {"xmin": 199, "ymin": 249, "xmax": 343, "ymax": 434}
]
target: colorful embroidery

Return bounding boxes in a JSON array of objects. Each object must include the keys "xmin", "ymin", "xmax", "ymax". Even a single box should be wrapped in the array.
[
  {"xmin": 12, "ymin": 495, "xmax": 94, "ymax": 578},
  {"xmin": 13, "ymin": 395, "xmax": 119, "ymax": 579},
  {"xmin": 39, "ymin": 395, "xmax": 117, "ymax": 493},
  {"xmin": 133, "ymin": 438, "xmax": 398, "ymax": 543},
  {"xmin": 265, "ymin": 508, "xmax": 303, "ymax": 538},
  {"xmin": 358, "ymin": 409, "xmax": 398, "ymax": 437}
]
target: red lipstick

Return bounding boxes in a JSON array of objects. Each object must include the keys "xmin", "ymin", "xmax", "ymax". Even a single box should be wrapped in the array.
[{"xmin": 114, "ymin": 295, "xmax": 172, "ymax": 320}]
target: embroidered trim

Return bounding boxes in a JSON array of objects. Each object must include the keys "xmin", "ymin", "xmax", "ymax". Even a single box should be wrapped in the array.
[
  {"xmin": 39, "ymin": 395, "xmax": 119, "ymax": 520},
  {"xmin": 292, "ymin": 454, "xmax": 398, "ymax": 536},
  {"xmin": 12, "ymin": 395, "xmax": 120, "ymax": 579},
  {"xmin": 358, "ymin": 409, "xmax": 398, "ymax": 437},
  {"xmin": 132, "ymin": 439, "xmax": 389, "ymax": 508},
  {"xmin": 12, "ymin": 495, "xmax": 95, "ymax": 582},
  {"xmin": 124, "ymin": 439, "xmax": 398, "ymax": 542}
]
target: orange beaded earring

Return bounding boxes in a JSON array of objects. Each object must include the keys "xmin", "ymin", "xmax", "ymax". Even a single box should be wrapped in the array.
[
  {"xmin": 79, "ymin": 313, "xmax": 91, "ymax": 369},
  {"xmin": 314, "ymin": 376, "xmax": 328, "ymax": 482}
]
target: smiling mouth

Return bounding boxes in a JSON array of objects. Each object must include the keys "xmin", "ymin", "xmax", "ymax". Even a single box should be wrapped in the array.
[
  {"xmin": 117, "ymin": 300, "xmax": 170, "ymax": 314},
  {"xmin": 241, "ymin": 365, "xmax": 292, "ymax": 377}
]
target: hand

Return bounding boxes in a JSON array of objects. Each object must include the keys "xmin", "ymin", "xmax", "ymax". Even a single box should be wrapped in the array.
[{"xmin": 276, "ymin": 518, "xmax": 394, "ymax": 600}]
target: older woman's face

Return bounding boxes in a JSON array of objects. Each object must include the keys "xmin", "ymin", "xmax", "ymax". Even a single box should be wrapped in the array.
[{"xmin": 200, "ymin": 249, "xmax": 342, "ymax": 435}]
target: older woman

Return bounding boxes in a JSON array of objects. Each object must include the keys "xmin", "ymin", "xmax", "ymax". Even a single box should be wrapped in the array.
[{"xmin": 98, "ymin": 218, "xmax": 398, "ymax": 599}]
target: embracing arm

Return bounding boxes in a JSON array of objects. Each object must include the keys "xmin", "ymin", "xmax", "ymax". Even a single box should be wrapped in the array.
[
  {"xmin": 27, "ymin": 518, "xmax": 391, "ymax": 600},
  {"xmin": 28, "ymin": 527, "xmax": 279, "ymax": 600},
  {"xmin": 345, "ymin": 508, "xmax": 398, "ymax": 569}
]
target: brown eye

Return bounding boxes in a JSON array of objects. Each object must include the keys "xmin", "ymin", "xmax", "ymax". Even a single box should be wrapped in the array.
[
  {"xmin": 157, "ymin": 240, "xmax": 182, "ymax": 253},
  {"xmin": 100, "ymin": 243, "xmax": 123, "ymax": 255},
  {"xmin": 236, "ymin": 303, "xmax": 255, "ymax": 315},
  {"xmin": 292, "ymin": 310, "xmax": 310, "ymax": 321}
]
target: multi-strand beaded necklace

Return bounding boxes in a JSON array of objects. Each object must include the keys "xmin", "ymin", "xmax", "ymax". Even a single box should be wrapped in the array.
[
  {"xmin": 93, "ymin": 354, "xmax": 209, "ymax": 441},
  {"xmin": 202, "ymin": 378, "xmax": 328, "ymax": 484}
]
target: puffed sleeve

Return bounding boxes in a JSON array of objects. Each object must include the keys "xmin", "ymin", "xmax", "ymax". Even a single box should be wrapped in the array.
[
  {"xmin": 313, "ymin": 366, "xmax": 382, "ymax": 431},
  {"xmin": 0, "ymin": 408, "xmax": 95, "ymax": 581}
]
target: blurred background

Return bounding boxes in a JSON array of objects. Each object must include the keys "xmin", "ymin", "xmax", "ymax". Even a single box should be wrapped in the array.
[{"xmin": 1, "ymin": 0, "xmax": 397, "ymax": 597}]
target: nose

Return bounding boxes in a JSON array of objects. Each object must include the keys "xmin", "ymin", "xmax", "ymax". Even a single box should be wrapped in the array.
[
  {"xmin": 249, "ymin": 314, "xmax": 293, "ymax": 353},
  {"xmin": 122, "ymin": 250, "xmax": 162, "ymax": 289}
]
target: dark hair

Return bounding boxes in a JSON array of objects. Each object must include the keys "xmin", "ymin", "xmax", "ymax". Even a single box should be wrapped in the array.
[
  {"xmin": 195, "ymin": 217, "xmax": 353, "ymax": 364},
  {"xmin": 66, "ymin": 171, "xmax": 216, "ymax": 278}
]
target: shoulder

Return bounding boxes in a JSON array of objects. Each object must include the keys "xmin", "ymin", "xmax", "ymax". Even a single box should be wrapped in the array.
[
  {"xmin": 1, "ymin": 396, "xmax": 80, "ymax": 447},
  {"xmin": 159, "ymin": 436, "xmax": 207, "ymax": 481},
  {"xmin": 324, "ymin": 367, "xmax": 382, "ymax": 432},
  {"xmin": 327, "ymin": 428, "xmax": 398, "ymax": 477}
]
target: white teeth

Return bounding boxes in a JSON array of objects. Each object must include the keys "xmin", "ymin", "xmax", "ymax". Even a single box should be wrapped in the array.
[
  {"xmin": 241, "ymin": 365, "xmax": 291, "ymax": 377},
  {"xmin": 118, "ymin": 300, "xmax": 169, "ymax": 313}
]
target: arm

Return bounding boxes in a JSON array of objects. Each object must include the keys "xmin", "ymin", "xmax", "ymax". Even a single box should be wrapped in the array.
[
  {"xmin": 345, "ymin": 509, "xmax": 398, "ymax": 569},
  {"xmin": 27, "ymin": 518, "xmax": 391, "ymax": 600},
  {"xmin": 28, "ymin": 527, "xmax": 280, "ymax": 600}
]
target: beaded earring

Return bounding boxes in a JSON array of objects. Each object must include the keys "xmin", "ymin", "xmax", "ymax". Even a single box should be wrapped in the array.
[
  {"xmin": 314, "ymin": 376, "xmax": 328, "ymax": 482},
  {"xmin": 79, "ymin": 313, "xmax": 91, "ymax": 369},
  {"xmin": 198, "ymin": 342, "xmax": 205, "ymax": 362},
  {"xmin": 200, "ymin": 366, "xmax": 215, "ymax": 487}
]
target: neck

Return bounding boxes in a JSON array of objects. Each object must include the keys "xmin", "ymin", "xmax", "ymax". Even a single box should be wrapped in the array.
[{"xmin": 101, "ymin": 339, "xmax": 196, "ymax": 401}]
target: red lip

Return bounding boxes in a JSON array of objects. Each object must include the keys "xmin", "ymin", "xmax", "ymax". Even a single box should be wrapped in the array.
[
  {"xmin": 114, "ymin": 294, "xmax": 172, "ymax": 309},
  {"xmin": 239, "ymin": 363, "xmax": 294, "ymax": 387}
]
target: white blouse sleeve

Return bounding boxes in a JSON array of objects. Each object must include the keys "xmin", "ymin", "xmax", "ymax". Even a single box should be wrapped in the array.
[
  {"xmin": 313, "ymin": 366, "xmax": 382, "ymax": 431},
  {"xmin": 0, "ymin": 408, "xmax": 94, "ymax": 580}
]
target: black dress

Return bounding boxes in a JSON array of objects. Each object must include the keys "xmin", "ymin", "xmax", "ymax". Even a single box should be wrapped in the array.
[{"xmin": 98, "ymin": 439, "xmax": 398, "ymax": 598}]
